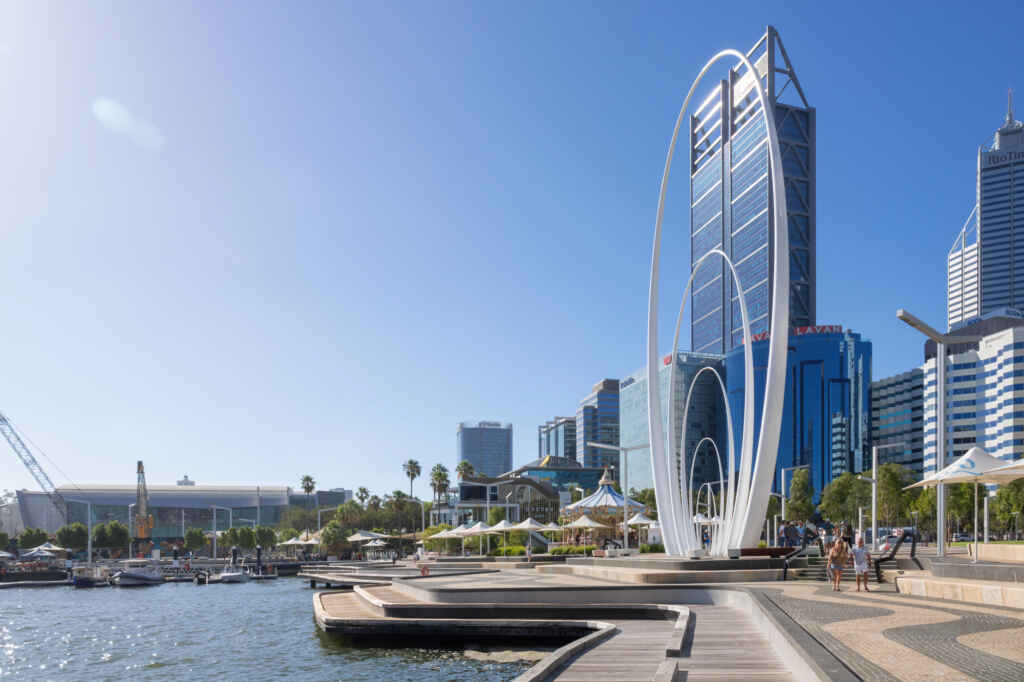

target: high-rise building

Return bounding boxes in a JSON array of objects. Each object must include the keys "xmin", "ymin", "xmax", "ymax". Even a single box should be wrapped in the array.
[
  {"xmin": 725, "ymin": 327, "xmax": 871, "ymax": 500},
  {"xmin": 690, "ymin": 26, "xmax": 815, "ymax": 354},
  {"xmin": 948, "ymin": 94, "xmax": 1024, "ymax": 329},
  {"xmin": 619, "ymin": 352, "xmax": 726, "ymax": 494},
  {"xmin": 922, "ymin": 314, "xmax": 1024, "ymax": 473},
  {"xmin": 870, "ymin": 369, "xmax": 925, "ymax": 478},
  {"xmin": 537, "ymin": 417, "xmax": 577, "ymax": 461},
  {"xmin": 457, "ymin": 421, "xmax": 513, "ymax": 477},
  {"xmin": 576, "ymin": 379, "xmax": 620, "ymax": 476}
]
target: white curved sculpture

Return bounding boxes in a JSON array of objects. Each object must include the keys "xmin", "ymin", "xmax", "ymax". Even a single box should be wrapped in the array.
[
  {"xmin": 687, "ymin": 436, "xmax": 725, "ymax": 553},
  {"xmin": 646, "ymin": 48, "xmax": 790, "ymax": 556}
]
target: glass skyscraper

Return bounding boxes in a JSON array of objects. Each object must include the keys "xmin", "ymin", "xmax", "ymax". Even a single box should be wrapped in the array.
[
  {"xmin": 537, "ymin": 416, "xmax": 577, "ymax": 461},
  {"xmin": 457, "ymin": 421, "xmax": 513, "ymax": 477},
  {"xmin": 619, "ymin": 352, "xmax": 726, "ymax": 494},
  {"xmin": 690, "ymin": 26, "xmax": 815, "ymax": 354},
  {"xmin": 871, "ymin": 369, "xmax": 926, "ymax": 478},
  {"xmin": 948, "ymin": 95, "xmax": 1024, "ymax": 329},
  {"xmin": 575, "ymin": 379, "xmax": 620, "ymax": 476}
]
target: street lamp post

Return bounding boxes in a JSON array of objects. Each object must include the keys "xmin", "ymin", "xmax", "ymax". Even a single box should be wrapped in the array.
[
  {"xmin": 587, "ymin": 442, "xmax": 648, "ymax": 551},
  {"xmin": 858, "ymin": 506, "xmax": 864, "ymax": 540},
  {"xmin": 911, "ymin": 510, "xmax": 919, "ymax": 541},
  {"xmin": 780, "ymin": 464, "xmax": 809, "ymax": 521},
  {"xmin": 859, "ymin": 443, "xmax": 905, "ymax": 551},
  {"xmin": 898, "ymin": 309, "xmax": 982, "ymax": 558}
]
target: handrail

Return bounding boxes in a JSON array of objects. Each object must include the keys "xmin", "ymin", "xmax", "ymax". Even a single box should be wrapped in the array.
[
  {"xmin": 781, "ymin": 534, "xmax": 821, "ymax": 581},
  {"xmin": 873, "ymin": 532, "xmax": 910, "ymax": 583}
]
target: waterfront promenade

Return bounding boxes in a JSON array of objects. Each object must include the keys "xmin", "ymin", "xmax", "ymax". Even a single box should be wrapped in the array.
[{"xmin": 312, "ymin": 555, "xmax": 1024, "ymax": 681}]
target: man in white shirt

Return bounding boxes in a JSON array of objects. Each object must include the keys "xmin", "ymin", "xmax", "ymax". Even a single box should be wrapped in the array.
[{"xmin": 851, "ymin": 536, "xmax": 872, "ymax": 592}]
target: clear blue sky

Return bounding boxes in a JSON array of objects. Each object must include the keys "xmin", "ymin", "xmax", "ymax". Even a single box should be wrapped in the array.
[{"xmin": 0, "ymin": 2, "xmax": 1018, "ymax": 499}]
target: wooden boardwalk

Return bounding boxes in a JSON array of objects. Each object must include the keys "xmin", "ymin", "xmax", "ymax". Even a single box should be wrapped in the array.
[
  {"xmin": 548, "ymin": 618, "xmax": 677, "ymax": 681},
  {"xmin": 678, "ymin": 605, "xmax": 793, "ymax": 681}
]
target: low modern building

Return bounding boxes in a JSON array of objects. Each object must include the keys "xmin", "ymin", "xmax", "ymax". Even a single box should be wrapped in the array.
[
  {"xmin": 537, "ymin": 417, "xmax": 577, "ymax": 461},
  {"xmin": 288, "ymin": 488, "xmax": 354, "ymax": 509},
  {"xmin": 457, "ymin": 421, "xmax": 513, "ymax": 477},
  {"xmin": 14, "ymin": 484, "xmax": 291, "ymax": 538},
  {"xmin": 619, "ymin": 352, "xmax": 726, "ymax": 494},
  {"xmin": 725, "ymin": 326, "xmax": 871, "ymax": 501},
  {"xmin": 871, "ymin": 369, "xmax": 925, "ymax": 478},
  {"xmin": 428, "ymin": 474, "xmax": 560, "ymax": 527},
  {"xmin": 576, "ymin": 379, "xmax": 620, "ymax": 476},
  {"xmin": 503, "ymin": 455, "xmax": 605, "ymax": 506}
]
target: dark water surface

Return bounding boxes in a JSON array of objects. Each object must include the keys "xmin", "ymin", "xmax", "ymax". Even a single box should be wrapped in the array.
[{"xmin": 0, "ymin": 578, "xmax": 533, "ymax": 680}]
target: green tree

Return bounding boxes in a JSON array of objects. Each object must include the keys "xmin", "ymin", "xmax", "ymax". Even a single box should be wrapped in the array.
[
  {"xmin": 106, "ymin": 521, "xmax": 130, "ymax": 551},
  {"xmin": 786, "ymin": 468, "xmax": 814, "ymax": 521},
  {"xmin": 236, "ymin": 526, "xmax": 256, "ymax": 550},
  {"xmin": 430, "ymin": 463, "xmax": 450, "ymax": 504},
  {"xmin": 818, "ymin": 472, "xmax": 870, "ymax": 524},
  {"xmin": 18, "ymin": 527, "xmax": 48, "ymax": 549},
  {"xmin": 56, "ymin": 522, "xmax": 89, "ymax": 550},
  {"xmin": 630, "ymin": 488, "xmax": 657, "ymax": 515},
  {"xmin": 184, "ymin": 527, "xmax": 206, "ymax": 552},
  {"xmin": 367, "ymin": 495, "xmax": 382, "ymax": 511},
  {"xmin": 221, "ymin": 527, "xmax": 240, "ymax": 548},
  {"xmin": 764, "ymin": 493, "xmax": 780, "ymax": 523},
  {"xmin": 403, "ymin": 459, "xmax": 421, "ymax": 498},
  {"xmin": 876, "ymin": 463, "xmax": 917, "ymax": 526},
  {"xmin": 320, "ymin": 520, "xmax": 345, "ymax": 554},
  {"xmin": 993, "ymin": 479, "xmax": 1024, "ymax": 537},
  {"xmin": 92, "ymin": 522, "xmax": 110, "ymax": 549},
  {"xmin": 300, "ymin": 475, "xmax": 316, "ymax": 509},
  {"xmin": 488, "ymin": 506, "xmax": 507, "ymax": 526},
  {"xmin": 0, "ymin": 531, "xmax": 8, "ymax": 550},
  {"xmin": 255, "ymin": 526, "xmax": 277, "ymax": 549},
  {"xmin": 456, "ymin": 461, "xmax": 475, "ymax": 479},
  {"xmin": 278, "ymin": 527, "xmax": 299, "ymax": 542},
  {"xmin": 356, "ymin": 487, "xmax": 369, "ymax": 506}
]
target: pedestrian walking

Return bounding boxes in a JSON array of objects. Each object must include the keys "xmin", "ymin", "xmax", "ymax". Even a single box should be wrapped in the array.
[
  {"xmin": 851, "ymin": 536, "xmax": 872, "ymax": 592},
  {"xmin": 827, "ymin": 539, "xmax": 848, "ymax": 592},
  {"xmin": 784, "ymin": 522, "xmax": 800, "ymax": 548}
]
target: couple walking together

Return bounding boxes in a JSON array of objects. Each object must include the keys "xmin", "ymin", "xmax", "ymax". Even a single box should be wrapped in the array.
[{"xmin": 827, "ymin": 532, "xmax": 872, "ymax": 592}]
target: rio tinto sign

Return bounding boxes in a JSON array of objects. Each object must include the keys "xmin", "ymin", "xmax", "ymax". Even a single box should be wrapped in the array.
[
  {"xmin": 741, "ymin": 325, "xmax": 843, "ymax": 344},
  {"xmin": 984, "ymin": 150, "xmax": 1024, "ymax": 168}
]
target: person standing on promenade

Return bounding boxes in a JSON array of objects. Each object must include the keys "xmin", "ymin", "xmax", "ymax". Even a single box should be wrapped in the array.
[
  {"xmin": 785, "ymin": 522, "xmax": 800, "ymax": 548},
  {"xmin": 827, "ymin": 539, "xmax": 848, "ymax": 591},
  {"xmin": 851, "ymin": 536, "xmax": 872, "ymax": 592}
]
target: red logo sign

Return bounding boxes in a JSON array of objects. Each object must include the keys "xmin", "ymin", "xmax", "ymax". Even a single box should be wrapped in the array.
[{"xmin": 663, "ymin": 355, "xmax": 672, "ymax": 366}]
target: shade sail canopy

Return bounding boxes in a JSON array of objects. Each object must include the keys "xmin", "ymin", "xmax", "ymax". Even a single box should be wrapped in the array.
[
  {"xmin": 0, "ymin": 551, "xmax": 14, "ymax": 559},
  {"xmin": 627, "ymin": 513, "xmax": 655, "ymax": 526},
  {"xmin": 489, "ymin": 519, "xmax": 515, "ymax": 531},
  {"xmin": 541, "ymin": 521, "xmax": 563, "ymax": 531},
  {"xmin": 281, "ymin": 536, "xmax": 318, "ymax": 545},
  {"xmin": 566, "ymin": 514, "xmax": 608, "ymax": 529},
  {"xmin": 31, "ymin": 542, "xmax": 66, "ymax": 552},
  {"xmin": 22, "ymin": 549, "xmax": 55, "ymax": 558},
  {"xmin": 462, "ymin": 521, "xmax": 493, "ymax": 536},
  {"xmin": 363, "ymin": 539, "xmax": 388, "ymax": 547},
  {"xmin": 565, "ymin": 470, "xmax": 646, "ymax": 512},
  {"xmin": 979, "ymin": 457, "xmax": 1024, "ymax": 482},
  {"xmin": 905, "ymin": 447, "xmax": 1012, "ymax": 488},
  {"xmin": 513, "ymin": 517, "xmax": 546, "ymax": 531},
  {"xmin": 347, "ymin": 530, "xmax": 388, "ymax": 542}
]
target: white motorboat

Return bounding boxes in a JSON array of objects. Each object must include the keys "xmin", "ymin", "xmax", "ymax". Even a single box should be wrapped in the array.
[
  {"xmin": 215, "ymin": 565, "xmax": 250, "ymax": 583},
  {"xmin": 114, "ymin": 561, "xmax": 165, "ymax": 586}
]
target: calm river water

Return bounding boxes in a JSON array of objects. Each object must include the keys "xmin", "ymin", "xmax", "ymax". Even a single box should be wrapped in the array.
[{"xmin": 0, "ymin": 578, "xmax": 533, "ymax": 680}]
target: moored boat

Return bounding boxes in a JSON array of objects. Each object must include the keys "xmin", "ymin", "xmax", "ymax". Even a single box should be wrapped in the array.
[
  {"xmin": 113, "ymin": 560, "xmax": 165, "ymax": 586},
  {"xmin": 72, "ymin": 565, "xmax": 112, "ymax": 588}
]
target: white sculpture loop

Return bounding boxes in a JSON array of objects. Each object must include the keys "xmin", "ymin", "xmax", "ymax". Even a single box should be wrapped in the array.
[{"xmin": 646, "ymin": 48, "xmax": 790, "ymax": 556}]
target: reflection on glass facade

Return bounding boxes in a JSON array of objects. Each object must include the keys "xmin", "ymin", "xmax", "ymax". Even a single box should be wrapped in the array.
[
  {"xmin": 511, "ymin": 458, "xmax": 604, "ymax": 495},
  {"xmin": 457, "ymin": 421, "xmax": 513, "ymax": 477},
  {"xmin": 619, "ymin": 352, "xmax": 726, "ymax": 494},
  {"xmin": 537, "ymin": 416, "xmax": 577, "ymax": 461},
  {"xmin": 871, "ymin": 368, "xmax": 925, "ymax": 478},
  {"xmin": 726, "ymin": 328, "xmax": 871, "ymax": 500},
  {"xmin": 976, "ymin": 98, "xmax": 1024, "ymax": 320},
  {"xmin": 690, "ymin": 27, "xmax": 815, "ymax": 354},
  {"xmin": 576, "ymin": 379, "xmax": 620, "ymax": 476},
  {"xmin": 948, "ymin": 207, "xmax": 980, "ymax": 330}
]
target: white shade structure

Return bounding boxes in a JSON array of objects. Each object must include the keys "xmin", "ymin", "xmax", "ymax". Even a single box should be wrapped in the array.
[
  {"xmin": 905, "ymin": 446, "xmax": 1011, "ymax": 563},
  {"xmin": 627, "ymin": 513, "xmax": 655, "ymax": 526},
  {"xmin": 31, "ymin": 542, "xmax": 66, "ymax": 553},
  {"xmin": 363, "ymin": 539, "xmax": 388, "ymax": 548},
  {"xmin": 490, "ymin": 519, "xmax": 515, "ymax": 532},
  {"xmin": 567, "ymin": 515, "xmax": 607, "ymax": 529},
  {"xmin": 979, "ymin": 457, "xmax": 1024, "ymax": 483},
  {"xmin": 281, "ymin": 536, "xmax": 318, "ymax": 546},
  {"xmin": 347, "ymin": 530, "xmax": 388, "ymax": 542},
  {"xmin": 0, "ymin": 550, "xmax": 14, "ymax": 559},
  {"xmin": 541, "ymin": 521, "xmax": 562, "ymax": 531},
  {"xmin": 513, "ymin": 517, "xmax": 546, "ymax": 531},
  {"xmin": 462, "ymin": 521, "xmax": 492, "ymax": 535}
]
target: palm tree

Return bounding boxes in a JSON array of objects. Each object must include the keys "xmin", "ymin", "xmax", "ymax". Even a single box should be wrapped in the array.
[
  {"xmin": 455, "ymin": 461, "xmax": 475, "ymax": 479},
  {"xmin": 301, "ymin": 475, "xmax": 316, "ymax": 509},
  {"xmin": 403, "ymin": 459, "xmax": 421, "ymax": 498},
  {"xmin": 367, "ymin": 495, "xmax": 382, "ymax": 511},
  {"xmin": 430, "ymin": 463, "xmax": 450, "ymax": 504},
  {"xmin": 356, "ymin": 487, "xmax": 369, "ymax": 506}
]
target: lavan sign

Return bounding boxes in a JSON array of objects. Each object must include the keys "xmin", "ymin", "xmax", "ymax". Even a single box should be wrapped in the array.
[
  {"xmin": 984, "ymin": 150, "xmax": 1024, "ymax": 168},
  {"xmin": 740, "ymin": 325, "xmax": 843, "ymax": 344}
]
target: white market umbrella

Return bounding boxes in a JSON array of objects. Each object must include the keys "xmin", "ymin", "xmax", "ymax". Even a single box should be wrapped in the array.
[
  {"xmin": 905, "ymin": 446, "xmax": 1009, "ymax": 562},
  {"xmin": 627, "ymin": 513, "xmax": 655, "ymax": 526},
  {"xmin": 490, "ymin": 519, "xmax": 515, "ymax": 550},
  {"xmin": 31, "ymin": 542, "xmax": 66, "ymax": 553},
  {"xmin": 463, "ymin": 521, "xmax": 495, "ymax": 555},
  {"xmin": 566, "ymin": 514, "xmax": 608, "ymax": 547},
  {"xmin": 347, "ymin": 530, "xmax": 388, "ymax": 542},
  {"xmin": 22, "ymin": 549, "xmax": 55, "ymax": 559},
  {"xmin": 513, "ymin": 517, "xmax": 545, "ymax": 531}
]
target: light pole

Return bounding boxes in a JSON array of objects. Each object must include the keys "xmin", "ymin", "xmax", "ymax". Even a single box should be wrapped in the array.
[
  {"xmin": 860, "ymin": 443, "xmax": 906, "ymax": 551},
  {"xmin": 911, "ymin": 510, "xmax": 919, "ymax": 541},
  {"xmin": 898, "ymin": 309, "xmax": 981, "ymax": 558},
  {"xmin": 780, "ymin": 464, "xmax": 809, "ymax": 521},
  {"xmin": 858, "ymin": 506, "xmax": 864, "ymax": 541},
  {"xmin": 587, "ymin": 441, "xmax": 648, "ymax": 551},
  {"xmin": 773, "ymin": 514, "xmax": 780, "ymax": 547},
  {"xmin": 1013, "ymin": 511, "xmax": 1021, "ymax": 541}
]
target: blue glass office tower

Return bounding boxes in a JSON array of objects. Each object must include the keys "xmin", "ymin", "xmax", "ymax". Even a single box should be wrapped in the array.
[
  {"xmin": 576, "ymin": 379, "xmax": 620, "ymax": 477},
  {"xmin": 457, "ymin": 421, "xmax": 513, "ymax": 477},
  {"xmin": 537, "ymin": 417, "xmax": 577, "ymax": 461},
  {"xmin": 619, "ymin": 352, "xmax": 726, "ymax": 493},
  {"xmin": 690, "ymin": 27, "xmax": 815, "ymax": 354},
  {"xmin": 978, "ymin": 96, "xmax": 1024, "ymax": 316},
  {"xmin": 725, "ymin": 327, "xmax": 871, "ymax": 500}
]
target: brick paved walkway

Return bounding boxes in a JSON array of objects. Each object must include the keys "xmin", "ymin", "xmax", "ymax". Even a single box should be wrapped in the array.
[{"xmin": 761, "ymin": 582, "xmax": 1024, "ymax": 681}]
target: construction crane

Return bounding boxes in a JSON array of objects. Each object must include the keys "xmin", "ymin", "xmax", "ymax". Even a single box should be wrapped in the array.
[
  {"xmin": 134, "ymin": 460, "xmax": 153, "ymax": 542},
  {"xmin": 0, "ymin": 411, "xmax": 67, "ymax": 523}
]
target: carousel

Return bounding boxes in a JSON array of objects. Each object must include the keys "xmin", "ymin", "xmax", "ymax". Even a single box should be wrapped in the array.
[{"xmin": 560, "ymin": 469, "xmax": 649, "ymax": 547}]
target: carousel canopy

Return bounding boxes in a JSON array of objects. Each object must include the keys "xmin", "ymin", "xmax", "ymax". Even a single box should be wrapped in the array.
[{"xmin": 565, "ymin": 469, "xmax": 646, "ymax": 512}]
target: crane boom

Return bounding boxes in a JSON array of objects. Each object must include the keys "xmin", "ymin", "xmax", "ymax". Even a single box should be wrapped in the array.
[{"xmin": 0, "ymin": 412, "xmax": 67, "ymax": 522}]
